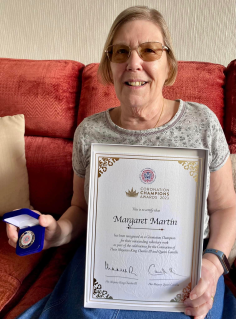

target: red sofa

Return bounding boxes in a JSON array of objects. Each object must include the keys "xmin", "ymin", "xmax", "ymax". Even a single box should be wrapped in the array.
[{"xmin": 0, "ymin": 58, "xmax": 235, "ymax": 318}]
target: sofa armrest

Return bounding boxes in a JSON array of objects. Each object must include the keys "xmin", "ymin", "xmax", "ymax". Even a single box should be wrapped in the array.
[
  {"xmin": 224, "ymin": 59, "xmax": 236, "ymax": 153},
  {"xmin": 3, "ymin": 238, "xmax": 83, "ymax": 319},
  {"xmin": 225, "ymin": 260, "xmax": 236, "ymax": 298},
  {"xmin": 0, "ymin": 221, "xmax": 44, "ymax": 312}
]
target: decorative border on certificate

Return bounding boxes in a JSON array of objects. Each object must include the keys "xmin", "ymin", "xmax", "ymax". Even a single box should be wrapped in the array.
[
  {"xmin": 170, "ymin": 282, "xmax": 191, "ymax": 302},
  {"xmin": 85, "ymin": 144, "xmax": 208, "ymax": 312},
  {"xmin": 93, "ymin": 278, "xmax": 113, "ymax": 299},
  {"xmin": 178, "ymin": 161, "xmax": 199, "ymax": 182},
  {"xmin": 94, "ymin": 156, "xmax": 200, "ymax": 301},
  {"xmin": 98, "ymin": 157, "xmax": 120, "ymax": 177}
]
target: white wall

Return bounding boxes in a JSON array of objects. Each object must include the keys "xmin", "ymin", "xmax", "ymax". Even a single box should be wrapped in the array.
[{"xmin": 0, "ymin": 0, "xmax": 235, "ymax": 66}]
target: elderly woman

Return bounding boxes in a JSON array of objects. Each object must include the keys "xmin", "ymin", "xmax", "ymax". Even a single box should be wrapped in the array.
[{"xmin": 7, "ymin": 6, "xmax": 236, "ymax": 319}]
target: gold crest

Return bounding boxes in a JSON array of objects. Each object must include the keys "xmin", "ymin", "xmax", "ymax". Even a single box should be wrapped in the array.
[{"xmin": 125, "ymin": 187, "xmax": 139, "ymax": 197}]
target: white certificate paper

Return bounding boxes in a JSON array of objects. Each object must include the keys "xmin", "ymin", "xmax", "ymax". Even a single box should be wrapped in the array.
[{"xmin": 85, "ymin": 144, "xmax": 208, "ymax": 312}]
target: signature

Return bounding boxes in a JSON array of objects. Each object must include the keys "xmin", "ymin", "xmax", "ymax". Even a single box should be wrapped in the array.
[
  {"xmin": 148, "ymin": 264, "xmax": 187, "ymax": 277},
  {"xmin": 105, "ymin": 261, "xmax": 137, "ymax": 276}
]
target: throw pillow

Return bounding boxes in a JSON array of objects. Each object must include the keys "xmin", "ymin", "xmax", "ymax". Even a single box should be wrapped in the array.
[{"xmin": 0, "ymin": 114, "xmax": 31, "ymax": 216}]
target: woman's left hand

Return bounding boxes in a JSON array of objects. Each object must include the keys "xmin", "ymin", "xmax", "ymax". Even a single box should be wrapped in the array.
[{"xmin": 183, "ymin": 256, "xmax": 222, "ymax": 319}]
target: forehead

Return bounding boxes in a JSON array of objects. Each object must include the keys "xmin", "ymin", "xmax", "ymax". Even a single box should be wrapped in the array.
[{"xmin": 112, "ymin": 19, "xmax": 164, "ymax": 45}]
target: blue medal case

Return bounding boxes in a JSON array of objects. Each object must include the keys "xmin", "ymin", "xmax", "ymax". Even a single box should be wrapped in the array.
[{"xmin": 3, "ymin": 208, "xmax": 45, "ymax": 256}]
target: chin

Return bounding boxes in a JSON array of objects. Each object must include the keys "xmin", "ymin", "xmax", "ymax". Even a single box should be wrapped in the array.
[{"xmin": 122, "ymin": 97, "xmax": 146, "ymax": 109}]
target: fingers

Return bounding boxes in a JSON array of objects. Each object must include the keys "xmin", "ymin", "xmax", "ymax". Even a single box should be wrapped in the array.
[
  {"xmin": 6, "ymin": 210, "xmax": 41, "ymax": 247},
  {"xmin": 185, "ymin": 296, "xmax": 214, "ymax": 318},
  {"xmin": 184, "ymin": 276, "xmax": 215, "ymax": 317},
  {"xmin": 6, "ymin": 211, "xmax": 59, "ymax": 251},
  {"xmin": 184, "ymin": 279, "xmax": 214, "ymax": 308},
  {"xmin": 185, "ymin": 288, "xmax": 216, "ymax": 309},
  {"xmin": 38, "ymin": 214, "xmax": 61, "ymax": 249},
  {"xmin": 39, "ymin": 214, "xmax": 57, "ymax": 231},
  {"xmin": 6, "ymin": 224, "xmax": 18, "ymax": 248},
  {"xmin": 190, "ymin": 277, "xmax": 209, "ymax": 301},
  {"xmin": 185, "ymin": 257, "xmax": 220, "ymax": 318}
]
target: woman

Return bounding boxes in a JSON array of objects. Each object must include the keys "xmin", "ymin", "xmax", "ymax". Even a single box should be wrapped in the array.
[{"xmin": 7, "ymin": 6, "xmax": 236, "ymax": 319}]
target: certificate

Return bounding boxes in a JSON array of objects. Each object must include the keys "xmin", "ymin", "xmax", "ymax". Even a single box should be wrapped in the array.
[{"xmin": 84, "ymin": 144, "xmax": 208, "ymax": 312}]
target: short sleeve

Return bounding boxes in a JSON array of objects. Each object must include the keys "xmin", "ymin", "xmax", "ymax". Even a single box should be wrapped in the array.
[
  {"xmin": 72, "ymin": 122, "xmax": 86, "ymax": 178},
  {"xmin": 209, "ymin": 112, "xmax": 230, "ymax": 172}
]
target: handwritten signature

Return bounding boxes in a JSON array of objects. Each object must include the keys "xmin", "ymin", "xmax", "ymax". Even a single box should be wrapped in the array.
[
  {"xmin": 105, "ymin": 261, "xmax": 137, "ymax": 276},
  {"xmin": 148, "ymin": 264, "xmax": 187, "ymax": 277}
]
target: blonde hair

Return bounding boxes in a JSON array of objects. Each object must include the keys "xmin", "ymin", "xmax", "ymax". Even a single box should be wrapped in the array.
[{"xmin": 98, "ymin": 6, "xmax": 178, "ymax": 86}]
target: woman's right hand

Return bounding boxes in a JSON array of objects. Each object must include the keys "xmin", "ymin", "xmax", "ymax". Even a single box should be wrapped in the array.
[
  {"xmin": 7, "ymin": 175, "xmax": 88, "ymax": 250},
  {"xmin": 6, "ymin": 210, "xmax": 62, "ymax": 250}
]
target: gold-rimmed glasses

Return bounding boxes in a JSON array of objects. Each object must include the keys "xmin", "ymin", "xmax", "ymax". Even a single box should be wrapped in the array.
[{"xmin": 105, "ymin": 42, "xmax": 169, "ymax": 63}]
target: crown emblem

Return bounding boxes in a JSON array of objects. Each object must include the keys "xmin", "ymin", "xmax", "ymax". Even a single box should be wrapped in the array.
[{"xmin": 125, "ymin": 188, "xmax": 139, "ymax": 197}]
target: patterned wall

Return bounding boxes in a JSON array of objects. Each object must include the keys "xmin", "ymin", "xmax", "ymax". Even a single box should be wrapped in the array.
[{"xmin": 0, "ymin": 0, "xmax": 235, "ymax": 66}]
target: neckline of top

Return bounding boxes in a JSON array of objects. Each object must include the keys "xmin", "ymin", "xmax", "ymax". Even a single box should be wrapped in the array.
[{"xmin": 105, "ymin": 99, "xmax": 185, "ymax": 135}]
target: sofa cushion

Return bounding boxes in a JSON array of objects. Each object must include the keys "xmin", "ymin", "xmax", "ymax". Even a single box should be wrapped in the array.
[
  {"xmin": 0, "ymin": 114, "xmax": 31, "ymax": 216},
  {"xmin": 78, "ymin": 62, "xmax": 225, "ymax": 126},
  {"xmin": 0, "ymin": 221, "xmax": 43, "ymax": 312},
  {"xmin": 78, "ymin": 63, "xmax": 119, "ymax": 125},
  {"xmin": 0, "ymin": 58, "xmax": 84, "ymax": 139},
  {"xmin": 3, "ymin": 239, "xmax": 81, "ymax": 319},
  {"xmin": 224, "ymin": 59, "xmax": 236, "ymax": 151},
  {"xmin": 163, "ymin": 62, "xmax": 225, "ymax": 126},
  {"xmin": 25, "ymin": 136, "xmax": 73, "ymax": 216}
]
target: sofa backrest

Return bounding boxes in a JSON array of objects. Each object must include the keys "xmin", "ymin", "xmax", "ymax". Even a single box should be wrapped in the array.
[
  {"xmin": 78, "ymin": 61, "xmax": 226, "ymax": 127},
  {"xmin": 1, "ymin": 58, "xmax": 235, "ymax": 216},
  {"xmin": 0, "ymin": 58, "xmax": 84, "ymax": 138},
  {"xmin": 0, "ymin": 58, "xmax": 84, "ymax": 215}
]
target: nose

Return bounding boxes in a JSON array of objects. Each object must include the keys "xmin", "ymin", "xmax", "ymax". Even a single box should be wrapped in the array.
[{"xmin": 126, "ymin": 49, "xmax": 143, "ymax": 71}]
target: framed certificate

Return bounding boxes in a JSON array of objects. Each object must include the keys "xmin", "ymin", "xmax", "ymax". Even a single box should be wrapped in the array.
[{"xmin": 84, "ymin": 144, "xmax": 208, "ymax": 312}]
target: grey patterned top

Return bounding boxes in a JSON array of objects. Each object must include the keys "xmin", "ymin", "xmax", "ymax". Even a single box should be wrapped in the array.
[{"xmin": 72, "ymin": 100, "xmax": 230, "ymax": 238}]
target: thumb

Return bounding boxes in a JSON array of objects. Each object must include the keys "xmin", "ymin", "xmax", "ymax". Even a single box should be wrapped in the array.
[{"xmin": 39, "ymin": 214, "xmax": 57, "ymax": 230}]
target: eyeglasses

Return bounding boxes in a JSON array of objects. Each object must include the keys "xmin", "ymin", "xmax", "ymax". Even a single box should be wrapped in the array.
[{"xmin": 105, "ymin": 42, "xmax": 169, "ymax": 63}]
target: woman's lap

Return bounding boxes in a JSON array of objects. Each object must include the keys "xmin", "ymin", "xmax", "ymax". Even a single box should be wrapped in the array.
[{"xmin": 17, "ymin": 244, "xmax": 235, "ymax": 319}]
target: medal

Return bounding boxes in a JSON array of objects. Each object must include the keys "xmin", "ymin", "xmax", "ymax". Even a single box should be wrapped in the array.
[
  {"xmin": 3, "ymin": 208, "xmax": 45, "ymax": 256},
  {"xmin": 19, "ymin": 230, "xmax": 35, "ymax": 249}
]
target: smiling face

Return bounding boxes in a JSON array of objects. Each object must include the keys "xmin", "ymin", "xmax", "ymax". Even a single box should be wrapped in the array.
[{"xmin": 110, "ymin": 20, "xmax": 170, "ymax": 113}]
